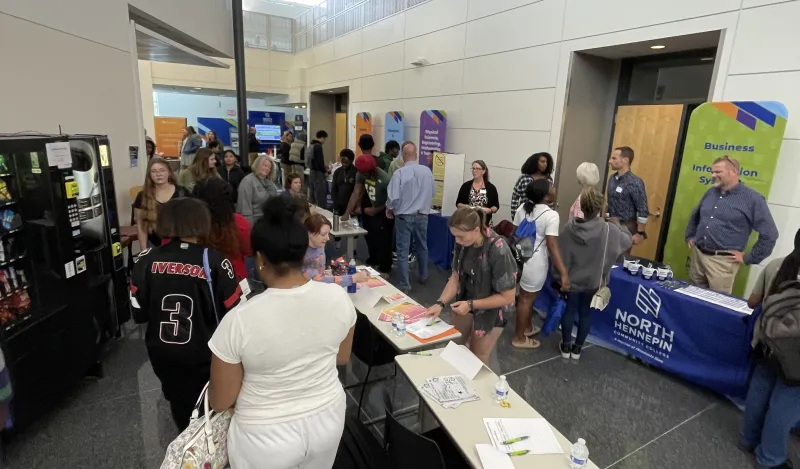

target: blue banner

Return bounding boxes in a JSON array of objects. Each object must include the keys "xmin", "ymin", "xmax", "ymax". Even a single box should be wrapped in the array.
[
  {"xmin": 535, "ymin": 267, "xmax": 752, "ymax": 398},
  {"xmin": 385, "ymin": 111, "xmax": 405, "ymax": 144}
]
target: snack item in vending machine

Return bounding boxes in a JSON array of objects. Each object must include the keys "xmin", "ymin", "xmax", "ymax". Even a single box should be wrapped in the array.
[
  {"xmin": 10, "ymin": 290, "xmax": 30, "ymax": 313},
  {"xmin": 0, "ymin": 270, "xmax": 10, "ymax": 296}
]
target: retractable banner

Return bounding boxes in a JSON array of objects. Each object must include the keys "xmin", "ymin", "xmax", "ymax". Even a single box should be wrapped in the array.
[
  {"xmin": 663, "ymin": 101, "xmax": 788, "ymax": 296},
  {"xmin": 356, "ymin": 112, "xmax": 372, "ymax": 145},
  {"xmin": 419, "ymin": 110, "xmax": 447, "ymax": 167},
  {"xmin": 385, "ymin": 112, "xmax": 405, "ymax": 144}
]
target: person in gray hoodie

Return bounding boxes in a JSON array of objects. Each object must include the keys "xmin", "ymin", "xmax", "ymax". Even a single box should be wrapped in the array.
[
  {"xmin": 557, "ymin": 187, "xmax": 632, "ymax": 361},
  {"xmin": 237, "ymin": 155, "xmax": 278, "ymax": 226}
]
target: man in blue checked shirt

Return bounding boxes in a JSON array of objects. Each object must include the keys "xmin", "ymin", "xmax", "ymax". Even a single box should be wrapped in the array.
[
  {"xmin": 387, "ymin": 142, "xmax": 435, "ymax": 293},
  {"xmin": 685, "ymin": 156, "xmax": 778, "ymax": 294},
  {"xmin": 606, "ymin": 146, "xmax": 649, "ymax": 246}
]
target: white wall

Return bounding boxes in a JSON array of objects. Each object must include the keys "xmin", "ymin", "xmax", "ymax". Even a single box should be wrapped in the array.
[
  {"xmin": 0, "ymin": 0, "xmax": 233, "ymax": 224},
  {"xmin": 288, "ymin": 0, "xmax": 800, "ymax": 295},
  {"xmin": 154, "ymin": 91, "xmax": 306, "ymax": 129}
]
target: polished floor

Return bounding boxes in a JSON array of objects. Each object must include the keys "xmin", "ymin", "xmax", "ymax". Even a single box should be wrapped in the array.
[{"xmin": 4, "ymin": 250, "xmax": 797, "ymax": 468}]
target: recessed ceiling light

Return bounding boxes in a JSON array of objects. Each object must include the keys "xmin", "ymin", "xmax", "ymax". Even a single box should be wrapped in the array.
[
  {"xmin": 190, "ymin": 90, "xmax": 197, "ymax": 93},
  {"xmin": 294, "ymin": 105, "xmax": 299, "ymax": 108},
  {"xmin": 701, "ymin": 57, "xmax": 715, "ymax": 61},
  {"xmin": 650, "ymin": 45, "xmax": 666, "ymax": 50},
  {"xmin": 301, "ymin": 105, "xmax": 306, "ymax": 109},
  {"xmin": 328, "ymin": 90, "xmax": 334, "ymax": 93},
  {"xmin": 194, "ymin": 87, "xmax": 202, "ymax": 90}
]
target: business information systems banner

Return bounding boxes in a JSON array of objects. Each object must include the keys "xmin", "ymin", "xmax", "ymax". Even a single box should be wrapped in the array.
[
  {"xmin": 663, "ymin": 101, "xmax": 788, "ymax": 296},
  {"xmin": 385, "ymin": 112, "xmax": 405, "ymax": 144}
]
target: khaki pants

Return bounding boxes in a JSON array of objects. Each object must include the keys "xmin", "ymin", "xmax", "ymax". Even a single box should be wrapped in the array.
[{"xmin": 689, "ymin": 248, "xmax": 740, "ymax": 294}]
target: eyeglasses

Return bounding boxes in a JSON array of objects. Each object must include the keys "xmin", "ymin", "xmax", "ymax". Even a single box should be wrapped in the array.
[{"xmin": 471, "ymin": 167, "xmax": 483, "ymax": 171}]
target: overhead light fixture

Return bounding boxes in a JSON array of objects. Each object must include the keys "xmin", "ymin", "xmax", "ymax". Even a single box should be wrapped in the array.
[
  {"xmin": 294, "ymin": 105, "xmax": 299, "ymax": 108},
  {"xmin": 650, "ymin": 45, "xmax": 666, "ymax": 50},
  {"xmin": 328, "ymin": 90, "xmax": 334, "ymax": 93},
  {"xmin": 190, "ymin": 90, "xmax": 197, "ymax": 93},
  {"xmin": 701, "ymin": 57, "xmax": 715, "ymax": 61},
  {"xmin": 194, "ymin": 87, "xmax": 202, "ymax": 90},
  {"xmin": 301, "ymin": 105, "xmax": 306, "ymax": 109}
]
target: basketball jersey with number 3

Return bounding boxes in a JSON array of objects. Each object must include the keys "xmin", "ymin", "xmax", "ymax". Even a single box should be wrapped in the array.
[{"xmin": 130, "ymin": 240, "xmax": 243, "ymax": 365}]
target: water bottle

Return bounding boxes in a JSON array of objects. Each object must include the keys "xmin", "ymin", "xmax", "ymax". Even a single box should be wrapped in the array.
[
  {"xmin": 391, "ymin": 312, "xmax": 399, "ymax": 331},
  {"xmin": 351, "ymin": 217, "xmax": 359, "ymax": 229},
  {"xmin": 494, "ymin": 375, "xmax": 509, "ymax": 404},
  {"xmin": 346, "ymin": 259, "xmax": 357, "ymax": 293},
  {"xmin": 569, "ymin": 438, "xmax": 589, "ymax": 468},
  {"xmin": 395, "ymin": 315, "xmax": 406, "ymax": 337}
]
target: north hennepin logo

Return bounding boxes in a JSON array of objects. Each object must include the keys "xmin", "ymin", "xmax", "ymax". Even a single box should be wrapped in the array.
[{"xmin": 635, "ymin": 285, "xmax": 661, "ymax": 318}]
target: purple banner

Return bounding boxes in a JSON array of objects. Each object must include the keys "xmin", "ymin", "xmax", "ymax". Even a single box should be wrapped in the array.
[{"xmin": 419, "ymin": 110, "xmax": 447, "ymax": 166}]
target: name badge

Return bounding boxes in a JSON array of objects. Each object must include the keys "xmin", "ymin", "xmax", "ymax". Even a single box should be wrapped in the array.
[
  {"xmin": 615, "ymin": 186, "xmax": 623, "ymax": 194},
  {"xmin": 479, "ymin": 188, "xmax": 487, "ymax": 194}
]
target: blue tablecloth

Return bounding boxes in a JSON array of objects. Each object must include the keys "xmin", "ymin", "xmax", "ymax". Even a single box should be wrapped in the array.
[
  {"xmin": 428, "ymin": 214, "xmax": 455, "ymax": 270},
  {"xmin": 534, "ymin": 266, "xmax": 752, "ymax": 398}
]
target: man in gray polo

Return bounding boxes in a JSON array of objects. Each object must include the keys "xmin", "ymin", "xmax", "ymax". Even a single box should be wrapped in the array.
[{"xmin": 685, "ymin": 156, "xmax": 778, "ymax": 294}]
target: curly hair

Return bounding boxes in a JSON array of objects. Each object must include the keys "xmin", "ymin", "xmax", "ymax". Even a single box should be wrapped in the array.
[{"xmin": 193, "ymin": 178, "xmax": 241, "ymax": 258}]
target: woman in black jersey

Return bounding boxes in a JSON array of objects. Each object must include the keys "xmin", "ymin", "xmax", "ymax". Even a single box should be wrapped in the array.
[{"xmin": 130, "ymin": 197, "xmax": 244, "ymax": 430}]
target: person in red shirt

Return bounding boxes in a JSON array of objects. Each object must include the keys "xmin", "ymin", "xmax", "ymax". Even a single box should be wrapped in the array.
[{"xmin": 193, "ymin": 178, "xmax": 252, "ymax": 281}]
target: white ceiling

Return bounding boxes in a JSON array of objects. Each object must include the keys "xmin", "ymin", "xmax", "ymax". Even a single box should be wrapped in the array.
[
  {"xmin": 153, "ymin": 85, "xmax": 284, "ymax": 101},
  {"xmin": 583, "ymin": 31, "xmax": 720, "ymax": 59},
  {"xmin": 136, "ymin": 24, "xmax": 230, "ymax": 68}
]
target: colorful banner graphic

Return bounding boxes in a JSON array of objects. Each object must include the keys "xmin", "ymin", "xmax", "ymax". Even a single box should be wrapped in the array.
[
  {"xmin": 153, "ymin": 117, "xmax": 187, "ymax": 157},
  {"xmin": 419, "ymin": 110, "xmax": 447, "ymax": 167},
  {"xmin": 432, "ymin": 151, "xmax": 446, "ymax": 208},
  {"xmin": 385, "ymin": 111, "xmax": 405, "ymax": 144},
  {"xmin": 663, "ymin": 101, "xmax": 788, "ymax": 296},
  {"xmin": 356, "ymin": 112, "xmax": 372, "ymax": 145}
]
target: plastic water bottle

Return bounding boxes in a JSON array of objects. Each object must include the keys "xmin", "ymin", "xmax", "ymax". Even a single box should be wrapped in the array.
[
  {"xmin": 346, "ymin": 259, "xmax": 357, "ymax": 294},
  {"xmin": 494, "ymin": 375, "xmax": 509, "ymax": 404},
  {"xmin": 569, "ymin": 438, "xmax": 589, "ymax": 468},
  {"xmin": 351, "ymin": 217, "xmax": 359, "ymax": 229},
  {"xmin": 391, "ymin": 312, "xmax": 399, "ymax": 331},
  {"xmin": 395, "ymin": 315, "xmax": 406, "ymax": 337}
]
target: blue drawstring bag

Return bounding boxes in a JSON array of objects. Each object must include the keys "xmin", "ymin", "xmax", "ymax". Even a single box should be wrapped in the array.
[{"xmin": 542, "ymin": 296, "xmax": 566, "ymax": 336}]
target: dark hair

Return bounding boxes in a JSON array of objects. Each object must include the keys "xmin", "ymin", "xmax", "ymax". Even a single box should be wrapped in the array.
[
  {"xmin": 156, "ymin": 197, "xmax": 210, "ymax": 239},
  {"xmin": 190, "ymin": 148, "xmax": 218, "ymax": 182},
  {"xmin": 186, "ymin": 126, "xmax": 197, "ymax": 135},
  {"xmin": 316, "ymin": 130, "xmax": 328, "ymax": 139},
  {"xmin": 615, "ymin": 146, "xmax": 635, "ymax": 164},
  {"xmin": 285, "ymin": 172, "xmax": 302, "ymax": 190},
  {"xmin": 208, "ymin": 141, "xmax": 222, "ymax": 150},
  {"xmin": 521, "ymin": 152, "xmax": 553, "ymax": 177},
  {"xmin": 251, "ymin": 197, "xmax": 308, "ymax": 276},
  {"xmin": 304, "ymin": 213, "xmax": 331, "ymax": 234},
  {"xmin": 339, "ymin": 148, "xmax": 355, "ymax": 161},
  {"xmin": 193, "ymin": 178, "xmax": 242, "ymax": 257},
  {"xmin": 523, "ymin": 179, "xmax": 552, "ymax": 214},
  {"xmin": 223, "ymin": 149, "xmax": 239, "ymax": 162},
  {"xmin": 358, "ymin": 134, "xmax": 375, "ymax": 152},
  {"xmin": 471, "ymin": 160, "xmax": 489, "ymax": 183},
  {"xmin": 385, "ymin": 140, "xmax": 400, "ymax": 153},
  {"xmin": 769, "ymin": 228, "xmax": 800, "ymax": 296}
]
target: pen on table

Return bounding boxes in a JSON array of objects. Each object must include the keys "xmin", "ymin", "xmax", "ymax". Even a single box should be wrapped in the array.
[
  {"xmin": 507, "ymin": 450, "xmax": 530, "ymax": 456},
  {"xmin": 427, "ymin": 318, "xmax": 441, "ymax": 326},
  {"xmin": 501, "ymin": 436, "xmax": 530, "ymax": 445},
  {"xmin": 410, "ymin": 351, "xmax": 432, "ymax": 356}
]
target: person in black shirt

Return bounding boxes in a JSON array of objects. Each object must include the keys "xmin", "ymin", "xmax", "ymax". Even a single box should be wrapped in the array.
[
  {"xmin": 279, "ymin": 131, "xmax": 293, "ymax": 186},
  {"xmin": 331, "ymin": 149, "xmax": 356, "ymax": 215},
  {"xmin": 220, "ymin": 150, "xmax": 246, "ymax": 203},
  {"xmin": 131, "ymin": 197, "xmax": 244, "ymax": 430},
  {"xmin": 134, "ymin": 157, "xmax": 190, "ymax": 250},
  {"xmin": 308, "ymin": 130, "xmax": 329, "ymax": 207}
]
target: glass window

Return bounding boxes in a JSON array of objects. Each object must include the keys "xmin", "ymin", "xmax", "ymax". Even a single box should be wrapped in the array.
[
  {"xmin": 243, "ymin": 11, "xmax": 269, "ymax": 50},
  {"xmin": 270, "ymin": 16, "xmax": 293, "ymax": 52}
]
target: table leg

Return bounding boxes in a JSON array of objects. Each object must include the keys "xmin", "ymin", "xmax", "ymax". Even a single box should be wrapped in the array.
[{"xmin": 346, "ymin": 236, "xmax": 356, "ymax": 260}]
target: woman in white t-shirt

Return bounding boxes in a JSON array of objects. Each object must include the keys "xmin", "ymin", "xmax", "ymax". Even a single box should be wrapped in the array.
[
  {"xmin": 208, "ymin": 196, "xmax": 356, "ymax": 469},
  {"xmin": 511, "ymin": 179, "xmax": 570, "ymax": 349}
]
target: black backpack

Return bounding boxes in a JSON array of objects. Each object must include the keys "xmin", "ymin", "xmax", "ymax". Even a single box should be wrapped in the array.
[{"xmin": 759, "ymin": 280, "xmax": 800, "ymax": 384}]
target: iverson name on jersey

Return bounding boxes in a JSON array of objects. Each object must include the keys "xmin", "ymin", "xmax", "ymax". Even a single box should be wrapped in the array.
[{"xmin": 150, "ymin": 261, "xmax": 208, "ymax": 279}]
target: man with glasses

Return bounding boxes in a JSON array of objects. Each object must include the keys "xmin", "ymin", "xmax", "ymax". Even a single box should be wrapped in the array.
[{"xmin": 685, "ymin": 156, "xmax": 778, "ymax": 294}]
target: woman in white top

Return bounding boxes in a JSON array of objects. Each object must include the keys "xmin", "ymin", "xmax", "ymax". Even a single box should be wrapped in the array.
[
  {"xmin": 208, "ymin": 196, "xmax": 356, "ymax": 469},
  {"xmin": 511, "ymin": 179, "xmax": 570, "ymax": 349}
]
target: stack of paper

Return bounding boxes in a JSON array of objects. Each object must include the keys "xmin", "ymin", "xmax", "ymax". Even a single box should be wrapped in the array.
[
  {"xmin": 419, "ymin": 375, "xmax": 480, "ymax": 409},
  {"xmin": 407, "ymin": 319, "xmax": 455, "ymax": 340},
  {"xmin": 483, "ymin": 418, "xmax": 563, "ymax": 455},
  {"xmin": 378, "ymin": 302, "xmax": 428, "ymax": 323}
]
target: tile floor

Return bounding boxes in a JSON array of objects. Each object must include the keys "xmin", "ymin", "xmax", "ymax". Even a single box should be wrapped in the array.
[{"xmin": 3, "ymin": 246, "xmax": 797, "ymax": 468}]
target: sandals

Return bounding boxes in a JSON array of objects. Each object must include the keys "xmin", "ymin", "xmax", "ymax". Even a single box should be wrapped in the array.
[
  {"xmin": 524, "ymin": 324, "xmax": 542, "ymax": 338},
  {"xmin": 512, "ymin": 337, "xmax": 541, "ymax": 349}
]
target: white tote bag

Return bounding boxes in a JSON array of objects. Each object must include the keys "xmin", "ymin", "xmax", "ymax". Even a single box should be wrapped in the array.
[
  {"xmin": 160, "ymin": 383, "xmax": 234, "ymax": 469},
  {"xmin": 590, "ymin": 223, "xmax": 611, "ymax": 311}
]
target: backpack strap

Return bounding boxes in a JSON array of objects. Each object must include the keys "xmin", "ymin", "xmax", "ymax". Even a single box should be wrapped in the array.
[
  {"xmin": 529, "ymin": 208, "xmax": 551, "ymax": 253},
  {"xmin": 202, "ymin": 248, "xmax": 221, "ymax": 325}
]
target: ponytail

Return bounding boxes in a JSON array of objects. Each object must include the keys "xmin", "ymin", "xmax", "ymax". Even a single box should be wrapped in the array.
[
  {"xmin": 524, "ymin": 179, "xmax": 552, "ymax": 215},
  {"xmin": 450, "ymin": 206, "xmax": 487, "ymax": 236}
]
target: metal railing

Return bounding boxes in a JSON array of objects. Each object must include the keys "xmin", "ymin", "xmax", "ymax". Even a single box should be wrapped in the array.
[
  {"xmin": 242, "ymin": 11, "xmax": 294, "ymax": 53},
  {"xmin": 292, "ymin": 0, "xmax": 431, "ymax": 53}
]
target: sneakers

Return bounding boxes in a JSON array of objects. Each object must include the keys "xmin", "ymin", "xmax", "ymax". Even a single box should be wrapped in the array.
[
  {"xmin": 559, "ymin": 342, "xmax": 571, "ymax": 359},
  {"xmin": 409, "ymin": 253, "xmax": 417, "ymax": 264},
  {"xmin": 571, "ymin": 344, "xmax": 582, "ymax": 361}
]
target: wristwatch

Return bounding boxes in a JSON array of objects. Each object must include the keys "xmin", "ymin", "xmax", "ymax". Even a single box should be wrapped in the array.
[
  {"xmin": 435, "ymin": 300, "xmax": 446, "ymax": 309},
  {"xmin": 637, "ymin": 231, "xmax": 648, "ymax": 240},
  {"xmin": 467, "ymin": 299, "xmax": 474, "ymax": 312}
]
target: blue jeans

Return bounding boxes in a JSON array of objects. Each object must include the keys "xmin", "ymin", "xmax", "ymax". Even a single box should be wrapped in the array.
[
  {"xmin": 741, "ymin": 361, "xmax": 800, "ymax": 467},
  {"xmin": 560, "ymin": 291, "xmax": 595, "ymax": 346},
  {"xmin": 395, "ymin": 214, "xmax": 429, "ymax": 290}
]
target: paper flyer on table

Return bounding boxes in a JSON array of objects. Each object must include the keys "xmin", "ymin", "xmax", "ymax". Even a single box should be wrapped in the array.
[
  {"xmin": 440, "ymin": 341, "xmax": 485, "ymax": 380},
  {"xmin": 377, "ymin": 302, "xmax": 427, "ymax": 323},
  {"xmin": 357, "ymin": 277, "xmax": 387, "ymax": 289},
  {"xmin": 407, "ymin": 320, "xmax": 454, "ymax": 340},
  {"xmin": 483, "ymin": 418, "xmax": 563, "ymax": 455},
  {"xmin": 383, "ymin": 292, "xmax": 407, "ymax": 303},
  {"xmin": 353, "ymin": 285, "xmax": 384, "ymax": 308},
  {"xmin": 475, "ymin": 444, "xmax": 514, "ymax": 469}
]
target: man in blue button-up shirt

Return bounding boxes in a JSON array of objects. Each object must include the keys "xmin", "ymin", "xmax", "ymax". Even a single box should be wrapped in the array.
[
  {"xmin": 387, "ymin": 142, "xmax": 435, "ymax": 292},
  {"xmin": 685, "ymin": 156, "xmax": 778, "ymax": 294}
]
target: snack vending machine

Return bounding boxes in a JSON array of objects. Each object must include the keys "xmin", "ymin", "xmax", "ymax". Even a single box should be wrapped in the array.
[{"xmin": 0, "ymin": 134, "xmax": 124, "ymax": 430}]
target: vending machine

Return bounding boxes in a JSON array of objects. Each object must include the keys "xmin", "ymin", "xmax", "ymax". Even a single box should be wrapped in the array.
[{"xmin": 0, "ymin": 134, "xmax": 125, "ymax": 430}]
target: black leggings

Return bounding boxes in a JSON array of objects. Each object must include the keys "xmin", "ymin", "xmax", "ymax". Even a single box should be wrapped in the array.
[
  {"xmin": 150, "ymin": 356, "xmax": 210, "ymax": 431},
  {"xmin": 363, "ymin": 212, "xmax": 393, "ymax": 273}
]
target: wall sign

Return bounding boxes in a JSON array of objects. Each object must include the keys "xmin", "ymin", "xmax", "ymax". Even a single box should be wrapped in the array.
[
  {"xmin": 419, "ymin": 110, "xmax": 447, "ymax": 167},
  {"xmin": 385, "ymin": 112, "xmax": 405, "ymax": 144}
]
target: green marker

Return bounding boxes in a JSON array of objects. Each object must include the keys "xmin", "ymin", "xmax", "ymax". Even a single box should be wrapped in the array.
[
  {"xmin": 501, "ymin": 436, "xmax": 530, "ymax": 445},
  {"xmin": 410, "ymin": 351, "xmax": 432, "ymax": 356},
  {"xmin": 507, "ymin": 450, "xmax": 529, "ymax": 456},
  {"xmin": 427, "ymin": 318, "xmax": 441, "ymax": 326}
]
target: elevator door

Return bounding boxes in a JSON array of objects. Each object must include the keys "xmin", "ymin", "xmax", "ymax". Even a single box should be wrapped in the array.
[{"xmin": 610, "ymin": 104, "xmax": 684, "ymax": 260}]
